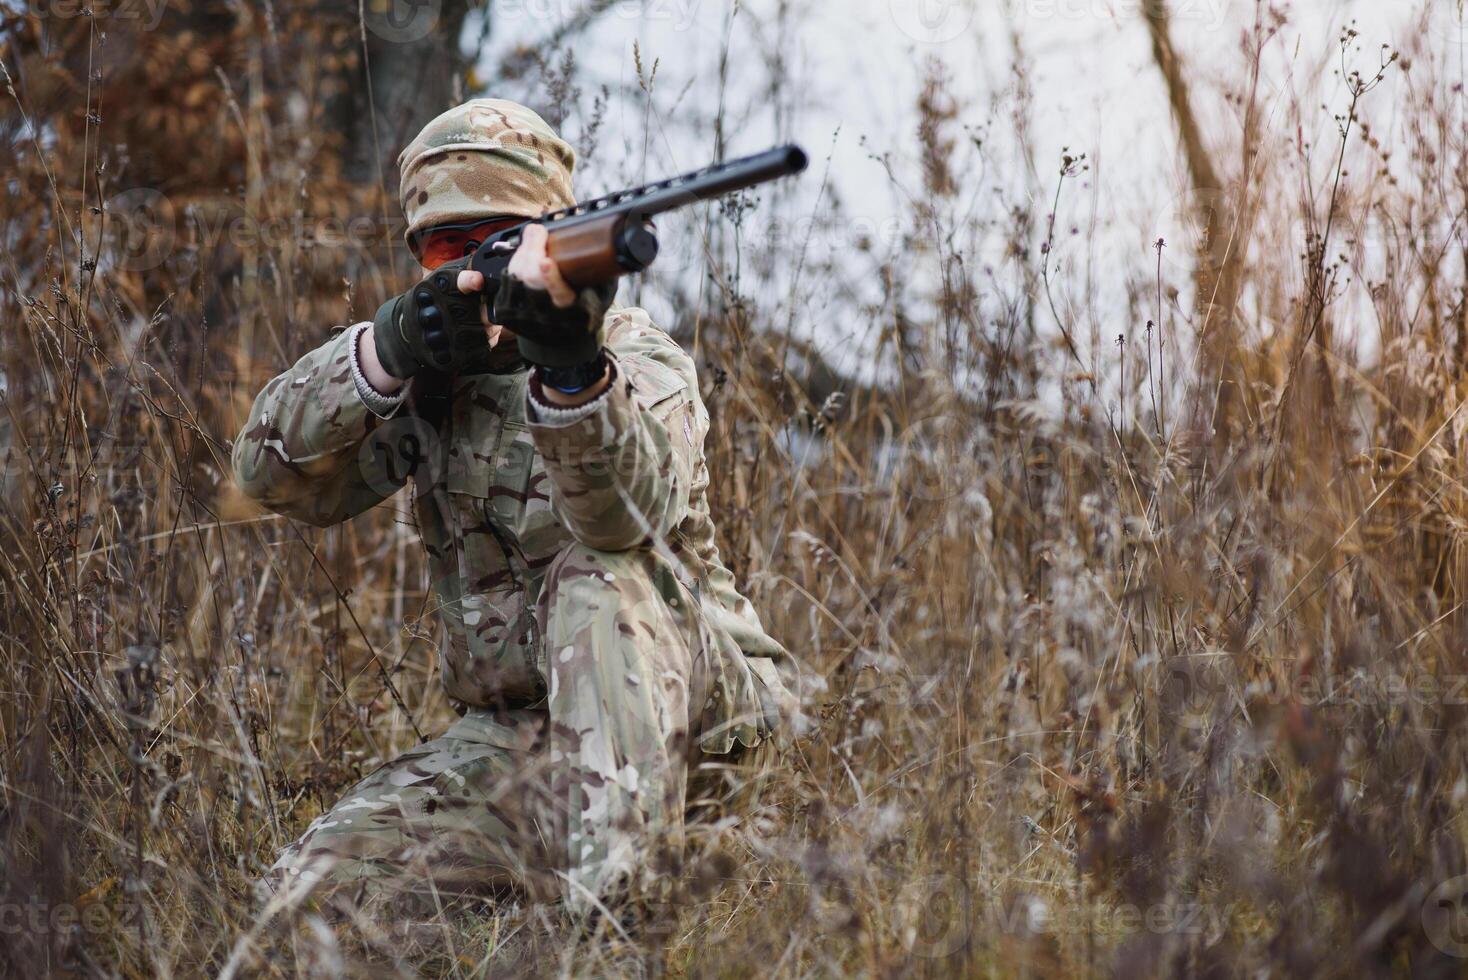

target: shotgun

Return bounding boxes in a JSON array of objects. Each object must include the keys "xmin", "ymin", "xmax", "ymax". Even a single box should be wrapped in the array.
[{"xmin": 405, "ymin": 144, "xmax": 809, "ymax": 373}]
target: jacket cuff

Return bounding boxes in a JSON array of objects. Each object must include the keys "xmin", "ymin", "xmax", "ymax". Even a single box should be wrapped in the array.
[
  {"xmin": 526, "ymin": 358, "xmax": 618, "ymax": 429},
  {"xmin": 526, "ymin": 356, "xmax": 642, "ymax": 455}
]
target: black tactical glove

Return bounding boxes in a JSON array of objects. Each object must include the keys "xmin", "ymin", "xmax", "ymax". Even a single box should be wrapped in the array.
[
  {"xmin": 491, "ymin": 273, "xmax": 616, "ymax": 370},
  {"xmin": 371, "ymin": 257, "xmax": 495, "ymax": 379}
]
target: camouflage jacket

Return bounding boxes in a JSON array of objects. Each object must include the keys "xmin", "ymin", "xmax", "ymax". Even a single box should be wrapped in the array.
[{"xmin": 232, "ymin": 307, "xmax": 791, "ymax": 749}]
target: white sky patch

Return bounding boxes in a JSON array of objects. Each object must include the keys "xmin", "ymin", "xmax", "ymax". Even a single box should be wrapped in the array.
[{"xmin": 473, "ymin": 0, "xmax": 1457, "ymax": 379}]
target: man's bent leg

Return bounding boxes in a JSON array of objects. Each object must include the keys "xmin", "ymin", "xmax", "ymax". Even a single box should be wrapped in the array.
[
  {"xmin": 540, "ymin": 543, "xmax": 710, "ymax": 913},
  {"xmin": 267, "ymin": 708, "xmax": 555, "ymax": 907}
]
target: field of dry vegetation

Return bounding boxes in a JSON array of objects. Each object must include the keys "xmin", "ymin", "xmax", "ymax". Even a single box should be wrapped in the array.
[{"xmin": 3, "ymin": 0, "xmax": 1468, "ymax": 975}]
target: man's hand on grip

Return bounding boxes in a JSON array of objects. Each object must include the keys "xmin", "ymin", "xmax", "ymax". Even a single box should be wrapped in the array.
[{"xmin": 373, "ymin": 256, "xmax": 492, "ymax": 379}]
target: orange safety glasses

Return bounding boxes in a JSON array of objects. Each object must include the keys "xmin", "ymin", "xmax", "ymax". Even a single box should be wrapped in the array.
[{"xmin": 409, "ymin": 216, "xmax": 525, "ymax": 270}]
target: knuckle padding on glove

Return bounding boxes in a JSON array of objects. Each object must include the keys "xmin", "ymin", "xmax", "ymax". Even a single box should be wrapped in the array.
[
  {"xmin": 371, "ymin": 294, "xmax": 419, "ymax": 380},
  {"xmin": 372, "ymin": 257, "xmax": 495, "ymax": 379}
]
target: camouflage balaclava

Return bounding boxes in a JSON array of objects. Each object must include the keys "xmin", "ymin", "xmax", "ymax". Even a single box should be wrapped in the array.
[{"xmin": 398, "ymin": 99, "xmax": 577, "ymax": 241}]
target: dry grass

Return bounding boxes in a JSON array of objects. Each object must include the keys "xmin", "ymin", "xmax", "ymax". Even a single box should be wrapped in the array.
[{"xmin": 2, "ymin": 2, "xmax": 1468, "ymax": 976}]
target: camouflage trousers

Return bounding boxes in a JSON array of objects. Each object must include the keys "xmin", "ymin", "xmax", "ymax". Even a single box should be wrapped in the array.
[{"xmin": 267, "ymin": 542, "xmax": 774, "ymax": 915}]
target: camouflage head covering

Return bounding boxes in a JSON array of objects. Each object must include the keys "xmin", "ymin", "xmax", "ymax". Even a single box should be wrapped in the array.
[{"xmin": 398, "ymin": 99, "xmax": 576, "ymax": 240}]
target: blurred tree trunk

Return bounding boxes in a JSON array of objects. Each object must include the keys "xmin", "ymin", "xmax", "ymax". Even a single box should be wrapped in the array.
[
  {"xmin": 1142, "ymin": 0, "xmax": 1253, "ymax": 447},
  {"xmin": 7, "ymin": 1, "xmax": 476, "ymax": 187},
  {"xmin": 327, "ymin": 2, "xmax": 475, "ymax": 188},
  {"xmin": 4, "ymin": 0, "xmax": 484, "ymax": 411}
]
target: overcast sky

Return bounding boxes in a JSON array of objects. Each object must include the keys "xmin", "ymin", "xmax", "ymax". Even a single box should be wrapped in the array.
[{"xmin": 471, "ymin": 0, "xmax": 1462, "ymax": 372}]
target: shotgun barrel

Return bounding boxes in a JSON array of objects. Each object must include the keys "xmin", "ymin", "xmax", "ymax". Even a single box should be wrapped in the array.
[
  {"xmin": 470, "ymin": 145, "xmax": 809, "ymax": 287},
  {"xmin": 542, "ymin": 144, "xmax": 810, "ymax": 230}
]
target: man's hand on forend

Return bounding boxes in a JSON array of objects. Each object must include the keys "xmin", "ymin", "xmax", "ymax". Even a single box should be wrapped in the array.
[{"xmin": 485, "ymin": 224, "xmax": 615, "ymax": 370}]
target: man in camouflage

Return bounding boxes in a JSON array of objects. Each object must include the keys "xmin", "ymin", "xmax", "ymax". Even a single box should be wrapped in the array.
[{"xmin": 233, "ymin": 99, "xmax": 796, "ymax": 914}]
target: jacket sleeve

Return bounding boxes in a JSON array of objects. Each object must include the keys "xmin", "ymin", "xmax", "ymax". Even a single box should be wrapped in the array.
[
  {"xmin": 231, "ymin": 327, "xmax": 405, "ymax": 527},
  {"xmin": 527, "ymin": 308, "xmax": 703, "ymax": 552}
]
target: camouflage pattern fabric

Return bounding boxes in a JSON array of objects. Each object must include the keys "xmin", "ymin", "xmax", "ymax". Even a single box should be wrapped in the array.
[
  {"xmin": 267, "ymin": 538, "xmax": 774, "ymax": 913},
  {"xmin": 397, "ymin": 98, "xmax": 577, "ymax": 240},
  {"xmin": 236, "ymin": 306, "xmax": 797, "ymax": 911},
  {"xmin": 266, "ymin": 708, "xmax": 558, "ymax": 906}
]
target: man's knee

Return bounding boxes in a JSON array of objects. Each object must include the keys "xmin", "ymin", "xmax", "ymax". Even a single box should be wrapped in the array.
[
  {"xmin": 543, "ymin": 542, "xmax": 658, "ymax": 611},
  {"xmin": 540, "ymin": 542, "xmax": 693, "ymax": 695}
]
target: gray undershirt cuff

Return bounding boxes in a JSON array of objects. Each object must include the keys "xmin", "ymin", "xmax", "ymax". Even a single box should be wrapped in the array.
[
  {"xmin": 347, "ymin": 323, "xmax": 409, "ymax": 419},
  {"xmin": 526, "ymin": 368, "xmax": 613, "ymax": 427}
]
